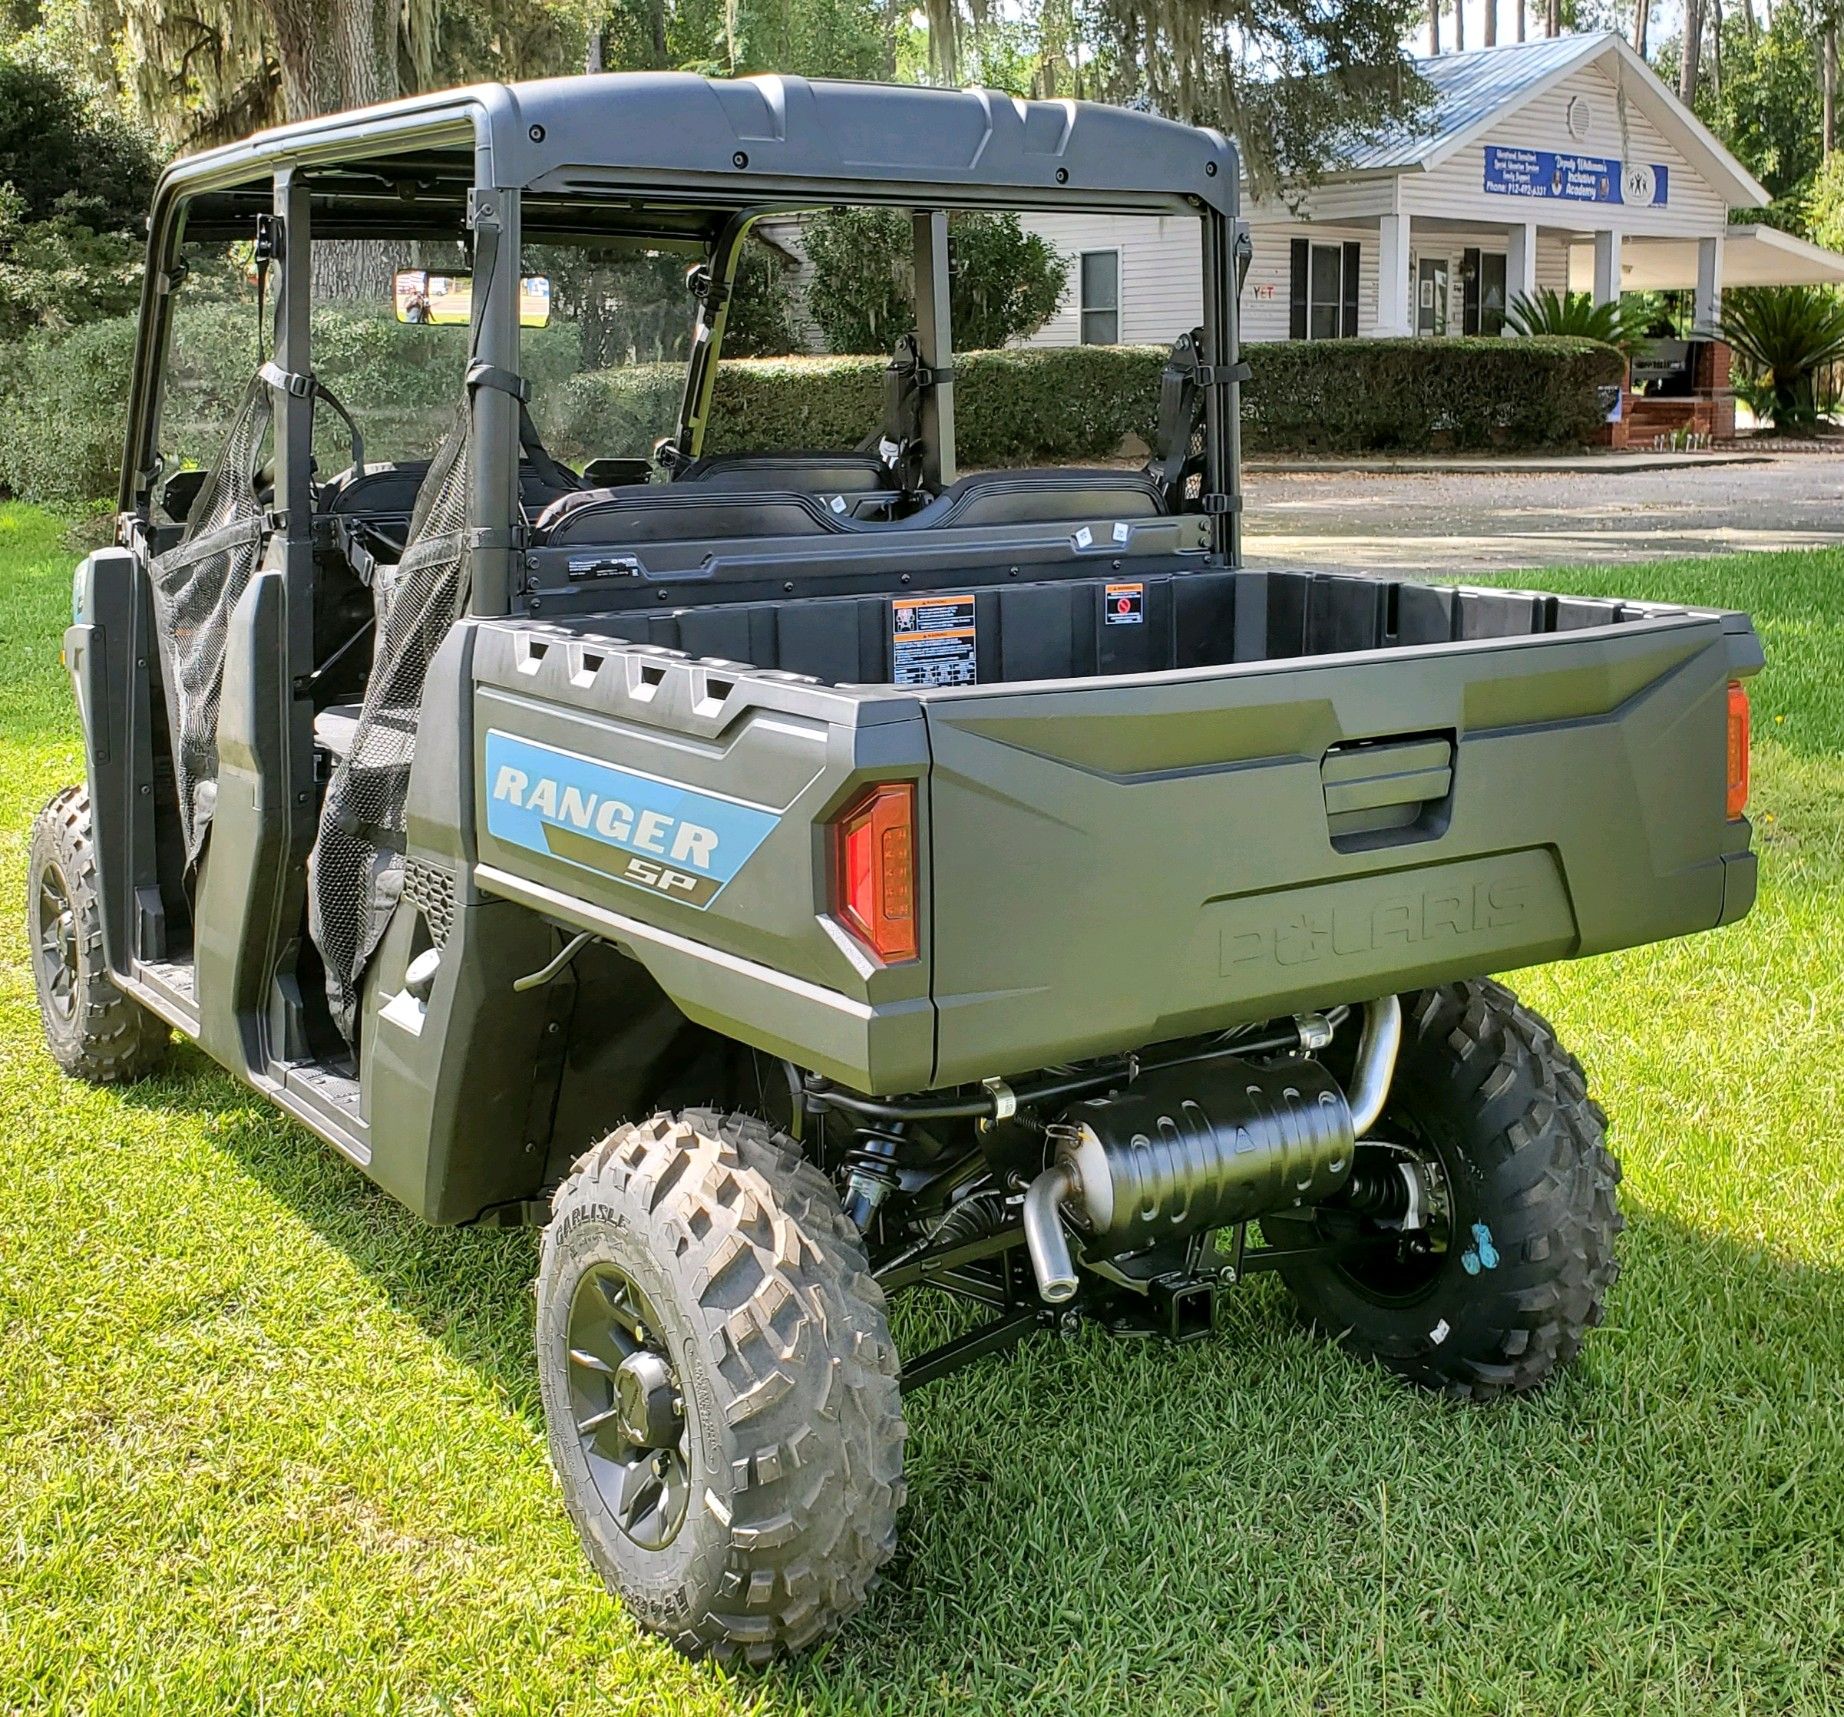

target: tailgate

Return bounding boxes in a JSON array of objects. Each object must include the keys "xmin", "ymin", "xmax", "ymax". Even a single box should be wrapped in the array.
[{"xmin": 923, "ymin": 609, "xmax": 1761, "ymax": 1085}]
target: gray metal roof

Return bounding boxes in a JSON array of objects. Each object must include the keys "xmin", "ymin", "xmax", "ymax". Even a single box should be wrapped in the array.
[{"xmin": 1337, "ymin": 31, "xmax": 1608, "ymax": 172}]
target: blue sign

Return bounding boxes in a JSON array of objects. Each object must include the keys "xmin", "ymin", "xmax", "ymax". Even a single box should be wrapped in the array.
[
  {"xmin": 483, "ymin": 730, "xmax": 780, "ymax": 909},
  {"xmin": 1484, "ymin": 145, "xmax": 1668, "ymax": 207}
]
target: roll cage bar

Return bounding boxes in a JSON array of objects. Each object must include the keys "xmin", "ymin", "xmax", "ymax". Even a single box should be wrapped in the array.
[{"xmin": 121, "ymin": 74, "xmax": 1246, "ymax": 610}]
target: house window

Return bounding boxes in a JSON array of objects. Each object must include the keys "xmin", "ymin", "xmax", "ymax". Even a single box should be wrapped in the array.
[
  {"xmin": 1079, "ymin": 250, "xmax": 1120, "ymax": 344},
  {"xmin": 1308, "ymin": 244, "xmax": 1344, "ymax": 340},
  {"xmin": 1463, "ymin": 248, "xmax": 1509, "ymax": 336},
  {"xmin": 1289, "ymin": 238, "xmax": 1361, "ymax": 339}
]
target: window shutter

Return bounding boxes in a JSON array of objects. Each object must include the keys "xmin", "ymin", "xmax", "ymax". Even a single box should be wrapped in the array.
[
  {"xmin": 1341, "ymin": 241, "xmax": 1360, "ymax": 338},
  {"xmin": 1290, "ymin": 238, "xmax": 1308, "ymax": 341},
  {"xmin": 1462, "ymin": 248, "xmax": 1481, "ymax": 336}
]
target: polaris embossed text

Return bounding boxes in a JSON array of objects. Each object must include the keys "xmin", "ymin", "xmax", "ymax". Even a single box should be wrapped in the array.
[{"xmin": 1220, "ymin": 875, "xmax": 1539, "ymax": 974}]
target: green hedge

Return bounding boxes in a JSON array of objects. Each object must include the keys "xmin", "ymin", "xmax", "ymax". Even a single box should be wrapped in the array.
[
  {"xmin": 0, "ymin": 320, "xmax": 1622, "ymax": 509},
  {"xmin": 1242, "ymin": 337, "xmax": 1624, "ymax": 452},
  {"xmin": 547, "ymin": 336, "xmax": 1622, "ymax": 467}
]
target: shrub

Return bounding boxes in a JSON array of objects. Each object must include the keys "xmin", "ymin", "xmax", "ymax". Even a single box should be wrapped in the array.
[
  {"xmin": 1240, "ymin": 336, "xmax": 1624, "ymax": 452},
  {"xmin": 0, "ymin": 319, "xmax": 1623, "ymax": 507},
  {"xmin": 1718, "ymin": 286, "xmax": 1844, "ymax": 432},
  {"xmin": 544, "ymin": 344, "xmax": 1168, "ymax": 468},
  {"xmin": 0, "ymin": 314, "xmax": 138, "ymax": 506},
  {"xmin": 0, "ymin": 184, "xmax": 145, "ymax": 342},
  {"xmin": 803, "ymin": 208, "xmax": 1068, "ymax": 355},
  {"xmin": 0, "ymin": 53, "xmax": 157, "ymax": 231},
  {"xmin": 552, "ymin": 336, "xmax": 1623, "ymax": 466},
  {"xmin": 1507, "ymin": 288, "xmax": 1653, "ymax": 356}
]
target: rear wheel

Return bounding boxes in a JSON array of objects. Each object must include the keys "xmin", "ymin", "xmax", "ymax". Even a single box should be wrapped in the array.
[
  {"xmin": 537, "ymin": 1108, "xmax": 905, "ymax": 1664},
  {"xmin": 1270, "ymin": 980, "xmax": 1622, "ymax": 1400},
  {"xmin": 26, "ymin": 787, "xmax": 168, "ymax": 1083}
]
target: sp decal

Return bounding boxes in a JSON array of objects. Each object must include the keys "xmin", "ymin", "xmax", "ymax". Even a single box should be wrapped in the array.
[{"xmin": 484, "ymin": 731, "xmax": 778, "ymax": 908}]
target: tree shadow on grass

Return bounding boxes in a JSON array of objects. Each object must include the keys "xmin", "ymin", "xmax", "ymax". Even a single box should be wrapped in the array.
[{"xmin": 117, "ymin": 1045, "xmax": 1844, "ymax": 1714}]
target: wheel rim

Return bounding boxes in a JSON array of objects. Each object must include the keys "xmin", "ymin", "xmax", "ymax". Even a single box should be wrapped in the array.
[
  {"xmin": 565, "ymin": 1263, "xmax": 690, "ymax": 1552},
  {"xmin": 1314, "ymin": 1118, "xmax": 1460, "ymax": 1307},
  {"xmin": 34, "ymin": 862, "xmax": 79, "ymax": 1024}
]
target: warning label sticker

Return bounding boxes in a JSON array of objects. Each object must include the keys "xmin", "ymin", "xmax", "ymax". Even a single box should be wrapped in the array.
[
  {"xmin": 892, "ymin": 594, "xmax": 978, "ymax": 687},
  {"xmin": 1104, "ymin": 582, "xmax": 1146, "ymax": 626}
]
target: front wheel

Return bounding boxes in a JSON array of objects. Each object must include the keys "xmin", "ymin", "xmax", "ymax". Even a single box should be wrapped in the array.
[
  {"xmin": 27, "ymin": 787, "xmax": 168, "ymax": 1083},
  {"xmin": 1269, "ymin": 980, "xmax": 1622, "ymax": 1400},
  {"xmin": 537, "ymin": 1109, "xmax": 905, "ymax": 1664}
]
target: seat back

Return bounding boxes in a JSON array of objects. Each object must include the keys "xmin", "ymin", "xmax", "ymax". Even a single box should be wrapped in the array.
[
  {"xmin": 676, "ymin": 451, "xmax": 893, "ymax": 493},
  {"xmin": 904, "ymin": 469, "xmax": 1168, "ymax": 530},
  {"xmin": 535, "ymin": 486, "xmax": 850, "ymax": 546}
]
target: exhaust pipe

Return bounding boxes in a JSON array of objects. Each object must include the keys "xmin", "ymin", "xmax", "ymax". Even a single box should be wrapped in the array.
[
  {"xmin": 1346, "ymin": 994, "xmax": 1402, "ymax": 1137},
  {"xmin": 1021, "ymin": 997, "xmax": 1403, "ymax": 1304},
  {"xmin": 1022, "ymin": 1160, "xmax": 1082, "ymax": 1304}
]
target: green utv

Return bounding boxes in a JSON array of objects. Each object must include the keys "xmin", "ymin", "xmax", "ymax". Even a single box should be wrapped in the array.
[{"xmin": 28, "ymin": 73, "xmax": 1760, "ymax": 1661}]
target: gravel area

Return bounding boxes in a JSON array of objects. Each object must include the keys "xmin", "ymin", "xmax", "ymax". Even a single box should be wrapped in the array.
[{"xmin": 1243, "ymin": 451, "xmax": 1844, "ymax": 572}]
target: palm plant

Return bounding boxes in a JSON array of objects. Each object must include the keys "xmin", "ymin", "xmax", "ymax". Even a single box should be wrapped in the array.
[
  {"xmin": 1718, "ymin": 286, "xmax": 1844, "ymax": 433},
  {"xmin": 1505, "ymin": 287, "xmax": 1655, "ymax": 355}
]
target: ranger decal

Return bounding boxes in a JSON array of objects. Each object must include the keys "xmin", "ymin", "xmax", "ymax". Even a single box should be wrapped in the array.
[{"xmin": 483, "ymin": 731, "xmax": 778, "ymax": 908}]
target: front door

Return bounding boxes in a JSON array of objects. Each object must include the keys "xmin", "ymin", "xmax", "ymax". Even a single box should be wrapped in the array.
[{"xmin": 1417, "ymin": 257, "xmax": 1449, "ymax": 337}]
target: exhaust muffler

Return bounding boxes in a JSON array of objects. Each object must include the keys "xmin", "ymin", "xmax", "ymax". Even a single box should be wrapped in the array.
[{"xmin": 1023, "ymin": 997, "xmax": 1402, "ymax": 1303}]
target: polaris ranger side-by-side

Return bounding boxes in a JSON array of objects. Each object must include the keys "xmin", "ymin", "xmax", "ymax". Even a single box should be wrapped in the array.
[{"xmin": 28, "ymin": 75, "xmax": 1760, "ymax": 1662}]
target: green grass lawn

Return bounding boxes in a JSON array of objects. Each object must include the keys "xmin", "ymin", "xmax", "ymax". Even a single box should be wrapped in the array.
[{"xmin": 2, "ymin": 499, "xmax": 1841, "ymax": 1715}]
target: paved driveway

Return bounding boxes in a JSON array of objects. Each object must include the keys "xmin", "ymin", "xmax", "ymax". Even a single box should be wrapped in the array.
[{"xmin": 1243, "ymin": 452, "xmax": 1844, "ymax": 572}]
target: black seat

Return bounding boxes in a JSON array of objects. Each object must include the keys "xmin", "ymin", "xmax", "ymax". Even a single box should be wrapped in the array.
[
  {"xmin": 675, "ymin": 451, "xmax": 893, "ymax": 493},
  {"xmin": 534, "ymin": 486, "xmax": 851, "ymax": 546},
  {"xmin": 533, "ymin": 466, "xmax": 1166, "ymax": 548},
  {"xmin": 898, "ymin": 468, "xmax": 1167, "ymax": 529},
  {"xmin": 320, "ymin": 459, "xmax": 583, "ymax": 522}
]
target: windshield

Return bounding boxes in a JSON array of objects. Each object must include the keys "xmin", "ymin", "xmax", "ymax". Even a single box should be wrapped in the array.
[{"xmin": 526, "ymin": 233, "xmax": 800, "ymax": 474}]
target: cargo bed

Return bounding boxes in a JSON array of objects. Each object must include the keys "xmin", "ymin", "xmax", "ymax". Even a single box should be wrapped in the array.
[{"xmin": 467, "ymin": 566, "xmax": 1760, "ymax": 1094}]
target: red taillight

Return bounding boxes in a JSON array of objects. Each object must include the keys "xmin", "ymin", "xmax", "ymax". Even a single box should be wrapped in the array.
[
  {"xmin": 830, "ymin": 782, "xmax": 919, "ymax": 964},
  {"xmin": 1727, "ymin": 680, "xmax": 1751, "ymax": 820}
]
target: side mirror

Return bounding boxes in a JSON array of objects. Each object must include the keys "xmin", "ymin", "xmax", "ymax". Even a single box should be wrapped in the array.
[{"xmin": 393, "ymin": 268, "xmax": 552, "ymax": 328}]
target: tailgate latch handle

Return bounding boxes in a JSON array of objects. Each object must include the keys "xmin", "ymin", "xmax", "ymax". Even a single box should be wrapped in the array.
[{"xmin": 1320, "ymin": 733, "xmax": 1455, "ymax": 850}]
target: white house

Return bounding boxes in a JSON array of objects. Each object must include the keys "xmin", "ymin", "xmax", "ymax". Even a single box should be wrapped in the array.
[{"xmin": 1024, "ymin": 31, "xmax": 1844, "ymax": 353}]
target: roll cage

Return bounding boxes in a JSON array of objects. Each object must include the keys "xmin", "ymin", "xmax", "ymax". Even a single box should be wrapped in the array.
[{"xmin": 122, "ymin": 74, "xmax": 1245, "ymax": 593}]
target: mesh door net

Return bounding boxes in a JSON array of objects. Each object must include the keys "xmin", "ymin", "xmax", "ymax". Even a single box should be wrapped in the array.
[
  {"xmin": 146, "ymin": 374, "xmax": 274, "ymax": 866},
  {"xmin": 309, "ymin": 408, "xmax": 471, "ymax": 1040}
]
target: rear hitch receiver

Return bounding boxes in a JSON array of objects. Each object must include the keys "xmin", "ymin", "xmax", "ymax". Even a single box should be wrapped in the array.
[{"xmin": 1021, "ymin": 996, "xmax": 1404, "ymax": 1303}]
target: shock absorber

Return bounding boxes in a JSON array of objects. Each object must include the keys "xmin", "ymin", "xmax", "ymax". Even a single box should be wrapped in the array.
[{"xmin": 840, "ymin": 1123, "xmax": 906, "ymax": 1231}]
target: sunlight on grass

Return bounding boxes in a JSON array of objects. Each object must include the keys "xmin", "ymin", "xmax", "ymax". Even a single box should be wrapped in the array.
[{"xmin": 1, "ymin": 502, "xmax": 1840, "ymax": 1714}]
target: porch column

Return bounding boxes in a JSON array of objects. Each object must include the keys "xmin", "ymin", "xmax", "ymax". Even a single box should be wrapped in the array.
[
  {"xmin": 1592, "ymin": 229, "xmax": 1623, "ymax": 307},
  {"xmin": 1376, "ymin": 212, "xmax": 1413, "ymax": 337},
  {"xmin": 1505, "ymin": 220, "xmax": 1538, "ymax": 333},
  {"xmin": 1693, "ymin": 234, "xmax": 1724, "ymax": 336}
]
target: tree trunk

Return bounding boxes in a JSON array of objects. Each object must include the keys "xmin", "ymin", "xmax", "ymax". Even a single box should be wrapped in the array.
[
  {"xmin": 1516, "ymin": 0, "xmax": 1526, "ymax": 41},
  {"xmin": 1454, "ymin": 0, "xmax": 1465, "ymax": 52},
  {"xmin": 1632, "ymin": 0, "xmax": 1650, "ymax": 58},
  {"xmin": 1548, "ymin": 0, "xmax": 1561, "ymax": 38},
  {"xmin": 1430, "ymin": 0, "xmax": 1441, "ymax": 53},
  {"xmin": 261, "ymin": 0, "xmax": 399, "ymax": 300},
  {"xmin": 585, "ymin": 21, "xmax": 604, "ymax": 73},
  {"xmin": 880, "ymin": 0, "xmax": 901, "ymax": 79},
  {"xmin": 1827, "ymin": 28, "xmax": 1838, "ymax": 157},
  {"xmin": 925, "ymin": 0, "xmax": 958, "ymax": 82},
  {"xmin": 1680, "ymin": 0, "xmax": 1703, "ymax": 100},
  {"xmin": 1484, "ymin": 0, "xmax": 1496, "ymax": 45},
  {"xmin": 1711, "ymin": 0, "xmax": 1723, "ymax": 96},
  {"xmin": 649, "ymin": 0, "xmax": 668, "ymax": 66},
  {"xmin": 1738, "ymin": 0, "xmax": 1755, "ymax": 38}
]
